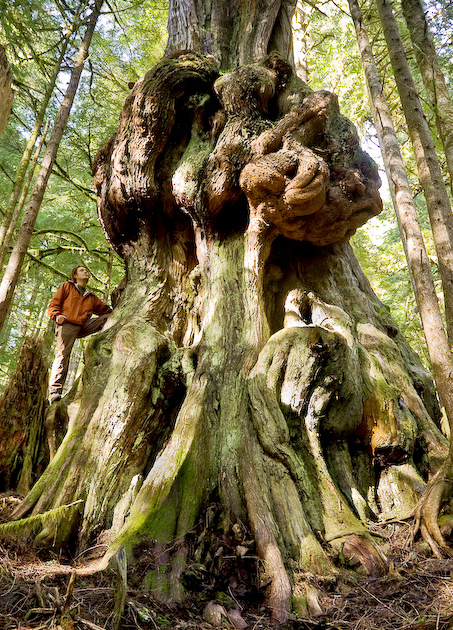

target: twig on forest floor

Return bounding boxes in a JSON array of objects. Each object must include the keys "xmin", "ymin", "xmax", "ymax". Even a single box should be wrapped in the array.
[
  {"xmin": 357, "ymin": 584, "xmax": 407, "ymax": 620},
  {"xmin": 228, "ymin": 585, "xmax": 243, "ymax": 610},
  {"xmin": 25, "ymin": 606, "xmax": 54, "ymax": 616},
  {"xmin": 79, "ymin": 619, "xmax": 106, "ymax": 630},
  {"xmin": 251, "ymin": 613, "xmax": 267, "ymax": 630},
  {"xmin": 128, "ymin": 601, "xmax": 145, "ymax": 630},
  {"xmin": 0, "ymin": 571, "xmax": 16, "ymax": 597},
  {"xmin": 62, "ymin": 569, "xmax": 76, "ymax": 614},
  {"xmin": 75, "ymin": 543, "xmax": 109, "ymax": 561},
  {"xmin": 436, "ymin": 607, "xmax": 441, "ymax": 630}
]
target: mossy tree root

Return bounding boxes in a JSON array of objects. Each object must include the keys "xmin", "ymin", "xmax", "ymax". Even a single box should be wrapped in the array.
[{"xmin": 414, "ymin": 453, "xmax": 453, "ymax": 556}]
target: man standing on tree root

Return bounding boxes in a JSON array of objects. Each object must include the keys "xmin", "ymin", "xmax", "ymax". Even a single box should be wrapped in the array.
[{"xmin": 47, "ymin": 265, "xmax": 112, "ymax": 403}]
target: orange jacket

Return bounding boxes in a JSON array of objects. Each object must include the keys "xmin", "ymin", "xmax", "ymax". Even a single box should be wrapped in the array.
[{"xmin": 48, "ymin": 281, "xmax": 111, "ymax": 326}]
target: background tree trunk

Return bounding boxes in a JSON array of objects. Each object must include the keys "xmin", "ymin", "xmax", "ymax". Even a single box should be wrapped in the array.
[
  {"xmin": 292, "ymin": 0, "xmax": 311, "ymax": 82},
  {"xmin": 0, "ymin": 336, "xmax": 50, "ymax": 495},
  {"xmin": 0, "ymin": 45, "xmax": 14, "ymax": 137},
  {"xmin": 0, "ymin": 33, "xmax": 72, "ymax": 272},
  {"xmin": 0, "ymin": 121, "xmax": 50, "ymax": 272},
  {"xmin": 401, "ymin": 0, "xmax": 453, "ymax": 193},
  {"xmin": 374, "ymin": 0, "xmax": 453, "ymax": 346},
  {"xmin": 350, "ymin": 0, "xmax": 453, "ymax": 553}
]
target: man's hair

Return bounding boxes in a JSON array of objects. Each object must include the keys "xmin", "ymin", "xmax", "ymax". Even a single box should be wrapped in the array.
[{"xmin": 69, "ymin": 265, "xmax": 88, "ymax": 282}]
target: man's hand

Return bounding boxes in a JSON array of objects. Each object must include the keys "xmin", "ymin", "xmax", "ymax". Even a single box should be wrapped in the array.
[{"xmin": 56, "ymin": 315, "xmax": 66, "ymax": 325}]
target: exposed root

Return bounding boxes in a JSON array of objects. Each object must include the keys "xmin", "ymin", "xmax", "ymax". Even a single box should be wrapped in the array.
[
  {"xmin": 341, "ymin": 534, "xmax": 388, "ymax": 576},
  {"xmin": 241, "ymin": 453, "xmax": 292, "ymax": 624},
  {"xmin": 420, "ymin": 521, "xmax": 444, "ymax": 559},
  {"xmin": 411, "ymin": 459, "xmax": 453, "ymax": 558},
  {"xmin": 0, "ymin": 500, "xmax": 83, "ymax": 547}
]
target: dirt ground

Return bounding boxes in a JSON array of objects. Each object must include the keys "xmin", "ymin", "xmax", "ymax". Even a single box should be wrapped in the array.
[{"xmin": 1, "ymin": 496, "xmax": 453, "ymax": 630}]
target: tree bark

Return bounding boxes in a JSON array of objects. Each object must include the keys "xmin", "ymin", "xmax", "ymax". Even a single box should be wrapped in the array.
[
  {"xmin": 0, "ymin": 45, "xmax": 14, "ymax": 137},
  {"xmin": 165, "ymin": 0, "xmax": 297, "ymax": 69},
  {"xmin": 292, "ymin": 0, "xmax": 311, "ymax": 82},
  {"xmin": 0, "ymin": 0, "xmax": 104, "ymax": 334},
  {"xmin": 349, "ymin": 0, "xmax": 453, "ymax": 553},
  {"xmin": 6, "ymin": 51, "xmax": 448, "ymax": 623},
  {"xmin": 401, "ymin": 0, "xmax": 453, "ymax": 194},
  {"xmin": 0, "ymin": 336, "xmax": 50, "ymax": 495},
  {"xmin": 374, "ymin": 0, "xmax": 453, "ymax": 346}
]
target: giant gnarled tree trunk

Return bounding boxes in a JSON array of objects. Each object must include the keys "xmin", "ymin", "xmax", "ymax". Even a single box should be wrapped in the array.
[{"xmin": 5, "ymin": 1, "xmax": 450, "ymax": 623}]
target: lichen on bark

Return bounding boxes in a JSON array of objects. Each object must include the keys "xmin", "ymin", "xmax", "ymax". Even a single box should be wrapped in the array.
[{"xmin": 4, "ymin": 51, "xmax": 449, "ymax": 622}]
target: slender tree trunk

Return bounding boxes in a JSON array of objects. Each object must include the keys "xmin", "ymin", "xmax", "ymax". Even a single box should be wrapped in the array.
[
  {"xmin": 20, "ymin": 279, "xmax": 41, "ymax": 338},
  {"xmin": 0, "ymin": 45, "xmax": 14, "ymax": 137},
  {"xmin": 374, "ymin": 0, "xmax": 453, "ymax": 345},
  {"xmin": 0, "ymin": 121, "xmax": 50, "ymax": 272},
  {"xmin": 34, "ymin": 300, "xmax": 50, "ymax": 335},
  {"xmin": 0, "ymin": 33, "xmax": 72, "ymax": 260},
  {"xmin": 292, "ymin": 0, "xmax": 311, "ymax": 82},
  {"xmin": 350, "ymin": 0, "xmax": 453, "ymax": 552},
  {"xmin": 401, "ymin": 0, "xmax": 453, "ymax": 194},
  {"xmin": 0, "ymin": 0, "xmax": 104, "ymax": 334}
]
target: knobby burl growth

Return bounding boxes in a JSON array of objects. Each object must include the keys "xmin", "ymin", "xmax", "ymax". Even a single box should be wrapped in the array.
[
  {"xmin": 9, "ymin": 52, "xmax": 448, "ymax": 623},
  {"xmin": 95, "ymin": 52, "xmax": 381, "ymax": 256}
]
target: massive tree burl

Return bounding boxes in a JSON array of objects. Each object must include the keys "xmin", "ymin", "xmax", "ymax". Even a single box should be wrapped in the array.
[
  {"xmin": 94, "ymin": 53, "xmax": 381, "ymax": 253},
  {"xmin": 10, "ymin": 52, "xmax": 447, "ymax": 623}
]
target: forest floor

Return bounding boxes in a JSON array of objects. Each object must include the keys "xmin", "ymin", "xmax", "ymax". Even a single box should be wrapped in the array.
[{"xmin": 1, "ymin": 496, "xmax": 453, "ymax": 630}]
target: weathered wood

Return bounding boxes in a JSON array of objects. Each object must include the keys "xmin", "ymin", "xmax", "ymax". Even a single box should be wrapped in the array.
[{"xmin": 111, "ymin": 547, "xmax": 127, "ymax": 630}]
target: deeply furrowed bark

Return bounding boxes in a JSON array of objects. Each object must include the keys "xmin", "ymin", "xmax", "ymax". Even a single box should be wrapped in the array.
[
  {"xmin": 5, "ymin": 52, "xmax": 450, "ymax": 622},
  {"xmin": 165, "ymin": 0, "xmax": 297, "ymax": 70}
]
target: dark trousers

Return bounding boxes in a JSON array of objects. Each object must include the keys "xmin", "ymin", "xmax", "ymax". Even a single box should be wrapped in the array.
[{"xmin": 48, "ymin": 314, "xmax": 109, "ymax": 399}]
